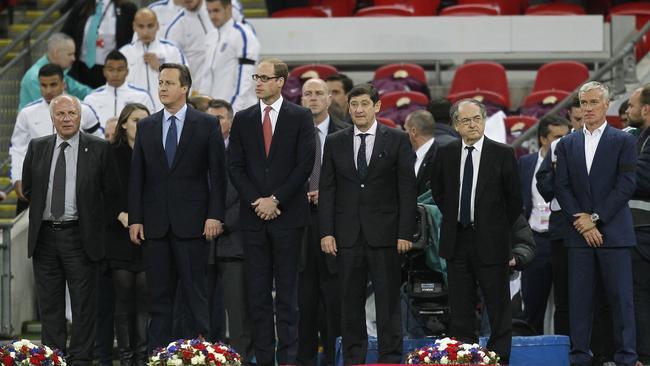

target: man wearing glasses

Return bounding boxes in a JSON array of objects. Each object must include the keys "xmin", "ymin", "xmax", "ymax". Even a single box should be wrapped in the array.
[
  {"xmin": 431, "ymin": 98, "xmax": 522, "ymax": 364},
  {"xmin": 228, "ymin": 58, "xmax": 315, "ymax": 366}
]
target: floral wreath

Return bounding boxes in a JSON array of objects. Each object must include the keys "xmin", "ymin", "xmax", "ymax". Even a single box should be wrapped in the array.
[
  {"xmin": 148, "ymin": 338, "xmax": 241, "ymax": 366},
  {"xmin": 0, "ymin": 339, "xmax": 66, "ymax": 366},
  {"xmin": 405, "ymin": 337, "xmax": 500, "ymax": 365}
]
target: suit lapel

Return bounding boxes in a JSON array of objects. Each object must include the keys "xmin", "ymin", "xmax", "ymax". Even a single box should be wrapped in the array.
[
  {"xmin": 153, "ymin": 112, "xmax": 167, "ymax": 171},
  {"xmin": 40, "ymin": 135, "xmax": 57, "ymax": 200},
  {"xmin": 343, "ymin": 128, "xmax": 359, "ymax": 182},
  {"xmin": 267, "ymin": 102, "xmax": 287, "ymax": 162},
  {"xmin": 417, "ymin": 141, "xmax": 438, "ymax": 181},
  {"xmin": 475, "ymin": 138, "xmax": 493, "ymax": 200},
  {"xmin": 590, "ymin": 124, "xmax": 610, "ymax": 178},
  {"xmin": 367, "ymin": 123, "xmax": 387, "ymax": 176},
  {"xmin": 251, "ymin": 104, "xmax": 266, "ymax": 160},
  {"xmin": 171, "ymin": 108, "xmax": 196, "ymax": 170},
  {"xmin": 574, "ymin": 131, "xmax": 591, "ymax": 198},
  {"xmin": 448, "ymin": 141, "xmax": 462, "ymax": 214},
  {"xmin": 76, "ymin": 133, "xmax": 89, "ymax": 199}
]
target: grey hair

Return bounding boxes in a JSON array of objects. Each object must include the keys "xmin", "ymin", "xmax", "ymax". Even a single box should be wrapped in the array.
[
  {"xmin": 405, "ymin": 110, "xmax": 435, "ymax": 137},
  {"xmin": 49, "ymin": 95, "xmax": 81, "ymax": 117},
  {"xmin": 46, "ymin": 33, "xmax": 74, "ymax": 55},
  {"xmin": 450, "ymin": 98, "xmax": 487, "ymax": 123},
  {"xmin": 579, "ymin": 81, "xmax": 610, "ymax": 101}
]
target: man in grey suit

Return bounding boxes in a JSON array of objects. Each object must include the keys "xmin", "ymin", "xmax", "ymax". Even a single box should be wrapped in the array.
[{"xmin": 22, "ymin": 95, "xmax": 119, "ymax": 366}]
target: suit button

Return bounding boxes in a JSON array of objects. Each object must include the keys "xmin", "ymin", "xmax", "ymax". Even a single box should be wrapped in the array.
[{"xmin": 361, "ymin": 184, "xmax": 365, "ymax": 188}]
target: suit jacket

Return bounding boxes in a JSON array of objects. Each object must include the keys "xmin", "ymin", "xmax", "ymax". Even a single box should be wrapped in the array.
[
  {"xmin": 22, "ymin": 132, "xmax": 119, "ymax": 261},
  {"xmin": 228, "ymin": 100, "xmax": 315, "ymax": 230},
  {"xmin": 431, "ymin": 137, "xmax": 522, "ymax": 264},
  {"xmin": 554, "ymin": 124, "xmax": 637, "ymax": 247},
  {"xmin": 535, "ymin": 145, "xmax": 571, "ymax": 241},
  {"xmin": 215, "ymin": 153, "xmax": 244, "ymax": 259},
  {"xmin": 319, "ymin": 123, "xmax": 417, "ymax": 248},
  {"xmin": 128, "ymin": 106, "xmax": 226, "ymax": 239},
  {"xmin": 519, "ymin": 152, "xmax": 539, "ymax": 219},
  {"xmin": 106, "ymin": 142, "xmax": 134, "ymax": 261},
  {"xmin": 62, "ymin": 0, "xmax": 137, "ymax": 61},
  {"xmin": 415, "ymin": 138, "xmax": 453, "ymax": 196}
]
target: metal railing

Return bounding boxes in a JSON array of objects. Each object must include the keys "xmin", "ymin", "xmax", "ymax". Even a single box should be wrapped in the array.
[{"xmin": 511, "ymin": 18, "xmax": 650, "ymax": 148}]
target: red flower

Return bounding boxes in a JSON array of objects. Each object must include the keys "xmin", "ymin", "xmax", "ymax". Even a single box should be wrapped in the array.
[
  {"xmin": 2, "ymin": 355, "xmax": 13, "ymax": 366},
  {"xmin": 29, "ymin": 356, "xmax": 41, "ymax": 365},
  {"xmin": 182, "ymin": 350, "xmax": 193, "ymax": 360}
]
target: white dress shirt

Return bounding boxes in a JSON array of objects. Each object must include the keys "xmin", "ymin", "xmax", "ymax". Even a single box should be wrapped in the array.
[
  {"xmin": 43, "ymin": 132, "xmax": 79, "ymax": 220},
  {"xmin": 583, "ymin": 121, "xmax": 607, "ymax": 175},
  {"xmin": 529, "ymin": 151, "xmax": 550, "ymax": 233},
  {"xmin": 315, "ymin": 116, "xmax": 330, "ymax": 165},
  {"xmin": 162, "ymin": 103, "xmax": 187, "ymax": 146},
  {"xmin": 353, "ymin": 121, "xmax": 377, "ymax": 169},
  {"xmin": 414, "ymin": 137, "xmax": 434, "ymax": 176},
  {"xmin": 259, "ymin": 96, "xmax": 283, "ymax": 134},
  {"xmin": 458, "ymin": 136, "xmax": 484, "ymax": 222}
]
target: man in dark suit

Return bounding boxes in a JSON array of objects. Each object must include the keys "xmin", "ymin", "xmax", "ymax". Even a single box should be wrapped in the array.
[
  {"xmin": 430, "ymin": 98, "xmax": 521, "ymax": 363},
  {"xmin": 296, "ymin": 78, "xmax": 347, "ymax": 366},
  {"xmin": 228, "ymin": 58, "xmax": 315, "ymax": 366},
  {"xmin": 22, "ymin": 95, "xmax": 119, "ymax": 366},
  {"xmin": 554, "ymin": 81, "xmax": 638, "ymax": 366},
  {"xmin": 404, "ymin": 109, "xmax": 455, "ymax": 196},
  {"xmin": 128, "ymin": 63, "xmax": 226, "ymax": 350},
  {"xmin": 319, "ymin": 83, "xmax": 416, "ymax": 364},
  {"xmin": 518, "ymin": 115, "xmax": 570, "ymax": 334}
]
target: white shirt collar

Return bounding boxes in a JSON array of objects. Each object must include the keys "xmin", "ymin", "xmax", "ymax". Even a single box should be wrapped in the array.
[
  {"xmin": 260, "ymin": 95, "xmax": 283, "ymax": 113},
  {"xmin": 315, "ymin": 115, "xmax": 330, "ymax": 135},
  {"xmin": 163, "ymin": 103, "xmax": 188, "ymax": 122},
  {"xmin": 354, "ymin": 120, "xmax": 378, "ymax": 136},
  {"xmin": 416, "ymin": 137, "xmax": 435, "ymax": 159},
  {"xmin": 462, "ymin": 135, "xmax": 485, "ymax": 152},
  {"xmin": 56, "ymin": 130, "xmax": 80, "ymax": 148},
  {"xmin": 583, "ymin": 121, "xmax": 607, "ymax": 136}
]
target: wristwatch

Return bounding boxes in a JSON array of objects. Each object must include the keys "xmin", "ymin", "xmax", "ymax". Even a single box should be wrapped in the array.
[
  {"xmin": 271, "ymin": 195, "xmax": 280, "ymax": 205},
  {"xmin": 590, "ymin": 213, "xmax": 600, "ymax": 224}
]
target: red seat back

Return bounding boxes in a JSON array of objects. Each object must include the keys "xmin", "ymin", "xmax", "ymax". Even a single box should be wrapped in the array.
[
  {"xmin": 504, "ymin": 115, "xmax": 538, "ymax": 133},
  {"xmin": 289, "ymin": 64, "xmax": 338, "ymax": 80},
  {"xmin": 448, "ymin": 62, "xmax": 510, "ymax": 108},
  {"xmin": 379, "ymin": 91, "xmax": 429, "ymax": 110},
  {"xmin": 457, "ymin": 0, "xmax": 520, "ymax": 14},
  {"xmin": 525, "ymin": 3, "xmax": 585, "ymax": 15},
  {"xmin": 271, "ymin": 6, "xmax": 329, "ymax": 17},
  {"xmin": 374, "ymin": 63, "xmax": 427, "ymax": 85},
  {"xmin": 319, "ymin": 0, "xmax": 357, "ymax": 16},
  {"xmin": 355, "ymin": 5, "xmax": 414, "ymax": 16},
  {"xmin": 439, "ymin": 3, "xmax": 499, "ymax": 16},
  {"xmin": 373, "ymin": 0, "xmax": 440, "ymax": 15},
  {"xmin": 377, "ymin": 117, "xmax": 398, "ymax": 128},
  {"xmin": 532, "ymin": 61, "xmax": 589, "ymax": 93}
]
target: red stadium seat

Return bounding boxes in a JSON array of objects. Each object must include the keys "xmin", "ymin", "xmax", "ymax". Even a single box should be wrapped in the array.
[
  {"xmin": 374, "ymin": 63, "xmax": 427, "ymax": 85},
  {"xmin": 457, "ymin": 0, "xmax": 520, "ymax": 15},
  {"xmin": 289, "ymin": 64, "xmax": 338, "ymax": 80},
  {"xmin": 312, "ymin": 0, "xmax": 356, "ymax": 16},
  {"xmin": 355, "ymin": 5, "xmax": 414, "ymax": 16},
  {"xmin": 373, "ymin": 0, "xmax": 440, "ymax": 15},
  {"xmin": 525, "ymin": 3, "xmax": 585, "ymax": 15},
  {"xmin": 377, "ymin": 117, "xmax": 399, "ymax": 128},
  {"xmin": 448, "ymin": 62, "xmax": 510, "ymax": 109},
  {"xmin": 609, "ymin": 3, "xmax": 650, "ymax": 59},
  {"xmin": 271, "ymin": 6, "xmax": 330, "ymax": 17},
  {"xmin": 504, "ymin": 115, "xmax": 538, "ymax": 133},
  {"xmin": 522, "ymin": 61, "xmax": 589, "ymax": 106},
  {"xmin": 439, "ymin": 4, "xmax": 499, "ymax": 16},
  {"xmin": 379, "ymin": 91, "xmax": 429, "ymax": 110}
]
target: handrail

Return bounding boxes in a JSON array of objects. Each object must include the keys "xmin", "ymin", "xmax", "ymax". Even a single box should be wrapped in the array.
[
  {"xmin": 0, "ymin": 0, "xmax": 68, "ymax": 65},
  {"xmin": 511, "ymin": 17, "xmax": 650, "ymax": 148}
]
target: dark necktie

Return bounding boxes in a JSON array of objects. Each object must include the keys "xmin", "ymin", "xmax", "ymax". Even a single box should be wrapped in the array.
[
  {"xmin": 309, "ymin": 127, "xmax": 321, "ymax": 191},
  {"xmin": 460, "ymin": 146, "xmax": 475, "ymax": 227},
  {"xmin": 262, "ymin": 106, "xmax": 273, "ymax": 156},
  {"xmin": 51, "ymin": 141, "xmax": 69, "ymax": 219},
  {"xmin": 357, "ymin": 133, "xmax": 369, "ymax": 180},
  {"xmin": 165, "ymin": 115, "xmax": 178, "ymax": 168}
]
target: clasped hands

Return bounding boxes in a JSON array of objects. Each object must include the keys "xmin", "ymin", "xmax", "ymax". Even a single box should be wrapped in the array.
[
  {"xmin": 573, "ymin": 212, "xmax": 603, "ymax": 247},
  {"xmin": 252, "ymin": 196, "xmax": 281, "ymax": 220},
  {"xmin": 129, "ymin": 218, "xmax": 223, "ymax": 245},
  {"xmin": 320, "ymin": 235, "xmax": 412, "ymax": 256}
]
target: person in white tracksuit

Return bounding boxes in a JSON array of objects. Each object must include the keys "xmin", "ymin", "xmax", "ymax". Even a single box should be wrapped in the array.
[
  {"xmin": 148, "ymin": 0, "xmax": 245, "ymax": 39},
  {"xmin": 164, "ymin": 0, "xmax": 214, "ymax": 83},
  {"xmin": 10, "ymin": 63, "xmax": 102, "ymax": 206},
  {"xmin": 83, "ymin": 50, "xmax": 156, "ymax": 127},
  {"xmin": 198, "ymin": 0, "xmax": 259, "ymax": 113},
  {"xmin": 121, "ymin": 8, "xmax": 188, "ymax": 110}
]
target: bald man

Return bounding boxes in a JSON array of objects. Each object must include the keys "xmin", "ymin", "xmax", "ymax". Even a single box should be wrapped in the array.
[
  {"xmin": 297, "ymin": 78, "xmax": 347, "ymax": 366},
  {"xmin": 119, "ymin": 8, "xmax": 188, "ymax": 110}
]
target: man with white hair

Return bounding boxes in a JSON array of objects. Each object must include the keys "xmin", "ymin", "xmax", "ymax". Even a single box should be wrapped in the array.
[
  {"xmin": 554, "ymin": 81, "xmax": 638, "ymax": 366},
  {"xmin": 19, "ymin": 32, "xmax": 92, "ymax": 109}
]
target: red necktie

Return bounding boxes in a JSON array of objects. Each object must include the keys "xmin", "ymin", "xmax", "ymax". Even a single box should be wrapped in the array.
[{"xmin": 263, "ymin": 105, "xmax": 273, "ymax": 156}]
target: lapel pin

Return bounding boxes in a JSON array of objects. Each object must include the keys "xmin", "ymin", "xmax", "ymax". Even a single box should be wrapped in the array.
[{"xmin": 84, "ymin": 147, "xmax": 88, "ymax": 152}]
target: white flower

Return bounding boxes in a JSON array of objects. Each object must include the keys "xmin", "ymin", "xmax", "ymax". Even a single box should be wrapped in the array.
[
  {"xmin": 440, "ymin": 356, "xmax": 449, "ymax": 364},
  {"xmin": 423, "ymin": 356, "xmax": 430, "ymax": 363},
  {"xmin": 483, "ymin": 356, "xmax": 490, "ymax": 363},
  {"xmin": 190, "ymin": 356, "xmax": 202, "ymax": 365},
  {"xmin": 170, "ymin": 358, "xmax": 183, "ymax": 366},
  {"xmin": 215, "ymin": 353, "xmax": 227, "ymax": 363}
]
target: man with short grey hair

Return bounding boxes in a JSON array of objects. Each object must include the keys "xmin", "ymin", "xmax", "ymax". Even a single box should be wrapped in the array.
[{"xmin": 19, "ymin": 33, "xmax": 92, "ymax": 109}]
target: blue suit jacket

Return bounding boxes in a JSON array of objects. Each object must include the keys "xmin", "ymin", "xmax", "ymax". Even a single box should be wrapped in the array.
[
  {"xmin": 554, "ymin": 124, "xmax": 637, "ymax": 247},
  {"xmin": 518, "ymin": 152, "xmax": 538, "ymax": 219}
]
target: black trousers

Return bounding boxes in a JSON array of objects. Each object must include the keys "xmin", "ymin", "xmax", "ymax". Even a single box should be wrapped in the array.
[
  {"xmin": 242, "ymin": 226, "xmax": 302, "ymax": 366},
  {"xmin": 551, "ymin": 238, "xmax": 570, "ymax": 336},
  {"xmin": 521, "ymin": 232, "xmax": 552, "ymax": 334},
  {"xmin": 447, "ymin": 225, "xmax": 511, "ymax": 363},
  {"xmin": 633, "ymin": 228, "xmax": 650, "ymax": 364},
  {"xmin": 95, "ymin": 263, "xmax": 114, "ymax": 365},
  {"xmin": 143, "ymin": 233, "xmax": 210, "ymax": 351},
  {"xmin": 297, "ymin": 209, "xmax": 340, "ymax": 366},
  {"xmin": 33, "ymin": 224, "xmax": 98, "ymax": 366},
  {"xmin": 338, "ymin": 235, "xmax": 402, "ymax": 365}
]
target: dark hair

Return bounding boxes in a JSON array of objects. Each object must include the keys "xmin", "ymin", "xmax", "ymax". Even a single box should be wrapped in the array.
[
  {"xmin": 570, "ymin": 94, "xmax": 581, "ymax": 110},
  {"xmin": 641, "ymin": 84, "xmax": 650, "ymax": 107},
  {"xmin": 537, "ymin": 114, "xmax": 570, "ymax": 145},
  {"xmin": 326, "ymin": 73, "xmax": 353, "ymax": 94},
  {"xmin": 347, "ymin": 83, "xmax": 379, "ymax": 104},
  {"xmin": 113, "ymin": 103, "xmax": 150, "ymax": 147},
  {"xmin": 159, "ymin": 63, "xmax": 192, "ymax": 98},
  {"xmin": 38, "ymin": 63, "xmax": 64, "ymax": 80},
  {"xmin": 104, "ymin": 49, "xmax": 127, "ymax": 64},
  {"xmin": 208, "ymin": 99, "xmax": 233, "ymax": 118},
  {"xmin": 427, "ymin": 98, "xmax": 452, "ymax": 125},
  {"xmin": 260, "ymin": 58, "xmax": 289, "ymax": 80},
  {"xmin": 619, "ymin": 100, "xmax": 629, "ymax": 116}
]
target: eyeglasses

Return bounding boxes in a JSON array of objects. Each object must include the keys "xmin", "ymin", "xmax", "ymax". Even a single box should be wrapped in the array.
[
  {"xmin": 457, "ymin": 115, "xmax": 483, "ymax": 126},
  {"xmin": 252, "ymin": 74, "xmax": 281, "ymax": 82}
]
